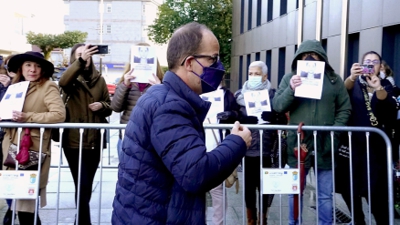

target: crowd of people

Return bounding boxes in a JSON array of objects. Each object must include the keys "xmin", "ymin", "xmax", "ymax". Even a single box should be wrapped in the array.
[{"xmin": 0, "ymin": 21, "xmax": 398, "ymax": 225}]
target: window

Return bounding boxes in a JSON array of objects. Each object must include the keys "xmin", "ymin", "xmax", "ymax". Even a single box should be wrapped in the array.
[
  {"xmin": 108, "ymin": 47, "xmax": 111, "ymax": 54},
  {"xmin": 296, "ymin": 0, "xmax": 299, "ymax": 9},
  {"xmin": 256, "ymin": 0, "xmax": 262, "ymax": 26},
  {"xmin": 239, "ymin": 56, "xmax": 243, "ymax": 89},
  {"xmin": 266, "ymin": 50, "xmax": 272, "ymax": 81},
  {"xmin": 106, "ymin": 25, "xmax": 111, "ymax": 34},
  {"xmin": 280, "ymin": 0, "xmax": 287, "ymax": 16},
  {"xmin": 142, "ymin": 4, "xmax": 146, "ymax": 13},
  {"xmin": 256, "ymin": 52, "xmax": 260, "ymax": 61},
  {"xmin": 321, "ymin": 38, "xmax": 328, "ymax": 53},
  {"xmin": 240, "ymin": 0, "xmax": 245, "ymax": 33},
  {"xmin": 278, "ymin": 47, "xmax": 286, "ymax": 83},
  {"xmin": 97, "ymin": 24, "xmax": 103, "ymax": 34},
  {"xmin": 294, "ymin": 44, "xmax": 298, "ymax": 54},
  {"xmin": 248, "ymin": 0, "xmax": 253, "ymax": 31},
  {"xmin": 382, "ymin": 25, "xmax": 400, "ymax": 86},
  {"xmin": 347, "ymin": 33, "xmax": 360, "ymax": 78},
  {"xmin": 106, "ymin": 4, "xmax": 112, "ymax": 13},
  {"xmin": 267, "ymin": 0, "xmax": 273, "ymax": 22},
  {"xmin": 246, "ymin": 54, "xmax": 251, "ymax": 80}
]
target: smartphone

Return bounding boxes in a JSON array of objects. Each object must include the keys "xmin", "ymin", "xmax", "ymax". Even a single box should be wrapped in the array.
[
  {"xmin": 89, "ymin": 45, "xmax": 109, "ymax": 55},
  {"xmin": 360, "ymin": 64, "xmax": 374, "ymax": 74}
]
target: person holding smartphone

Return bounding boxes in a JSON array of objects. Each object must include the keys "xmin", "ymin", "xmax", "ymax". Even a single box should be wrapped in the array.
[
  {"xmin": 59, "ymin": 43, "xmax": 112, "ymax": 225},
  {"xmin": 343, "ymin": 51, "xmax": 397, "ymax": 224}
]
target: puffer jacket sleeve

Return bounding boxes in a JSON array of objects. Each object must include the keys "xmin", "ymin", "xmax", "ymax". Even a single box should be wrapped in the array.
[
  {"xmin": 150, "ymin": 100, "xmax": 247, "ymax": 193},
  {"xmin": 25, "ymin": 82, "xmax": 66, "ymax": 123},
  {"xmin": 111, "ymin": 82, "xmax": 130, "ymax": 112},
  {"xmin": 272, "ymin": 73, "xmax": 296, "ymax": 113}
]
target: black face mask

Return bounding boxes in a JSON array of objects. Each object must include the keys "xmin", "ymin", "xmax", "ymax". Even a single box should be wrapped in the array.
[{"xmin": 304, "ymin": 55, "xmax": 316, "ymax": 61}]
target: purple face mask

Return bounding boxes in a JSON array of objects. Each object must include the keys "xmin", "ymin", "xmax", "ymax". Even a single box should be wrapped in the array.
[{"xmin": 192, "ymin": 59, "xmax": 225, "ymax": 94}]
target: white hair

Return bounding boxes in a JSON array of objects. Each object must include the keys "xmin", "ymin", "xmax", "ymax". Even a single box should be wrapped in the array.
[{"xmin": 249, "ymin": 61, "xmax": 268, "ymax": 75}]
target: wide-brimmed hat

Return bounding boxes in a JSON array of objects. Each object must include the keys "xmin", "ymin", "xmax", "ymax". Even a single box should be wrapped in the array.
[{"xmin": 8, "ymin": 51, "xmax": 54, "ymax": 77}]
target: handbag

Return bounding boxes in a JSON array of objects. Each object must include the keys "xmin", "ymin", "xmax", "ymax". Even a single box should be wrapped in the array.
[{"xmin": 3, "ymin": 144, "xmax": 47, "ymax": 170}]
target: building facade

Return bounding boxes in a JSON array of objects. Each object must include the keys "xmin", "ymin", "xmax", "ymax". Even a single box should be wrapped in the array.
[
  {"xmin": 64, "ymin": 0, "xmax": 165, "ymax": 77},
  {"xmin": 231, "ymin": 0, "xmax": 400, "ymax": 91}
]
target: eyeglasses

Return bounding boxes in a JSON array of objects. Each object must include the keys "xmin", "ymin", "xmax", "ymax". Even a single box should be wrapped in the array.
[
  {"xmin": 180, "ymin": 54, "xmax": 220, "ymax": 66},
  {"xmin": 363, "ymin": 59, "xmax": 380, "ymax": 65},
  {"xmin": 302, "ymin": 52, "xmax": 319, "ymax": 59}
]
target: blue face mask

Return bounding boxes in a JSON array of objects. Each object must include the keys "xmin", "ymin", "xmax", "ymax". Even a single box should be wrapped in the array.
[{"xmin": 192, "ymin": 59, "xmax": 225, "ymax": 94}]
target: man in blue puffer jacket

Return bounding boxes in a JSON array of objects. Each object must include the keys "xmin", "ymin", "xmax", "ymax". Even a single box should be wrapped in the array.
[{"xmin": 112, "ymin": 22, "xmax": 252, "ymax": 225}]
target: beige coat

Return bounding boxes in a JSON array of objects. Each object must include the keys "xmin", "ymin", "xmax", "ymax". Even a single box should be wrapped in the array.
[{"xmin": 2, "ymin": 80, "xmax": 66, "ymax": 212}]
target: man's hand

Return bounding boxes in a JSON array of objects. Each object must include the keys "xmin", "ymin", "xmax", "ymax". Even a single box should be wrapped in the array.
[{"xmin": 231, "ymin": 121, "xmax": 252, "ymax": 148}]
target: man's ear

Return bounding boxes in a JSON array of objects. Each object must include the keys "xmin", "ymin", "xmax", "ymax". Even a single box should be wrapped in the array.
[{"xmin": 183, "ymin": 56, "xmax": 194, "ymax": 71}]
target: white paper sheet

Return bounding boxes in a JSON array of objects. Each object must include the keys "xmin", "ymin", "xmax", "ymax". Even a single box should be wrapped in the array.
[
  {"xmin": 244, "ymin": 90, "xmax": 271, "ymax": 124},
  {"xmin": 294, "ymin": 60, "xmax": 325, "ymax": 99},
  {"xmin": 0, "ymin": 171, "xmax": 39, "ymax": 199},
  {"xmin": 0, "ymin": 81, "xmax": 30, "ymax": 120},
  {"xmin": 130, "ymin": 45, "xmax": 158, "ymax": 83},
  {"xmin": 262, "ymin": 168, "xmax": 300, "ymax": 194}
]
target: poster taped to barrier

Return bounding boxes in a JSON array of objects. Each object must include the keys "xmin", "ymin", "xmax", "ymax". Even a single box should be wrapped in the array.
[
  {"xmin": 0, "ymin": 171, "xmax": 39, "ymax": 199},
  {"xmin": 262, "ymin": 168, "xmax": 300, "ymax": 194}
]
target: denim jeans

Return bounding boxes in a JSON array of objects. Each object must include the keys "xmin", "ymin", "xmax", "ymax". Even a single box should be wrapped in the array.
[{"xmin": 288, "ymin": 168, "xmax": 333, "ymax": 225}]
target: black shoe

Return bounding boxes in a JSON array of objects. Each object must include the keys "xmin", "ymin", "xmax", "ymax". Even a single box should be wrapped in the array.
[{"xmin": 3, "ymin": 208, "xmax": 13, "ymax": 225}]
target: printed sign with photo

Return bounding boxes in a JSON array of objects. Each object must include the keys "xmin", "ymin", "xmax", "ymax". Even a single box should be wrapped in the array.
[
  {"xmin": 130, "ymin": 45, "xmax": 157, "ymax": 83},
  {"xmin": 295, "ymin": 60, "xmax": 325, "ymax": 99},
  {"xmin": 244, "ymin": 90, "xmax": 271, "ymax": 124},
  {"xmin": 0, "ymin": 81, "xmax": 30, "ymax": 120},
  {"xmin": 201, "ymin": 89, "xmax": 224, "ymax": 121},
  {"xmin": 0, "ymin": 171, "xmax": 39, "ymax": 199},
  {"xmin": 262, "ymin": 168, "xmax": 300, "ymax": 194}
]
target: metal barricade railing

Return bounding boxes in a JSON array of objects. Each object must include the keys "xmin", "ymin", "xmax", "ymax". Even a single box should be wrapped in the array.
[
  {"xmin": 0, "ymin": 123, "xmax": 395, "ymax": 224},
  {"xmin": 203, "ymin": 124, "xmax": 395, "ymax": 225}
]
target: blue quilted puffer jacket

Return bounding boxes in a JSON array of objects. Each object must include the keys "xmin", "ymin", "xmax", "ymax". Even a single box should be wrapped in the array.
[{"xmin": 112, "ymin": 71, "xmax": 247, "ymax": 225}]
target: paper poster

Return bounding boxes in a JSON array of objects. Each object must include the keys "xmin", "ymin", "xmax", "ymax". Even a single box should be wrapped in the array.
[
  {"xmin": 200, "ymin": 89, "xmax": 224, "ymax": 121},
  {"xmin": 0, "ymin": 81, "xmax": 30, "ymax": 120},
  {"xmin": 0, "ymin": 171, "xmax": 39, "ymax": 199},
  {"xmin": 262, "ymin": 168, "xmax": 300, "ymax": 194},
  {"xmin": 244, "ymin": 90, "xmax": 271, "ymax": 124},
  {"xmin": 130, "ymin": 45, "xmax": 157, "ymax": 83},
  {"xmin": 295, "ymin": 60, "xmax": 325, "ymax": 99}
]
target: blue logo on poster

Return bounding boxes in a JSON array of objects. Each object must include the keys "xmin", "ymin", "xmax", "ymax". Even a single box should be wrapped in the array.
[
  {"xmin": 284, "ymin": 171, "xmax": 287, "ymax": 174},
  {"xmin": 292, "ymin": 171, "xmax": 298, "ymax": 181}
]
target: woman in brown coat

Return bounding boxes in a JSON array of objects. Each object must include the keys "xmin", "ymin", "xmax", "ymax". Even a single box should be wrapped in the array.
[
  {"xmin": 1, "ymin": 51, "xmax": 66, "ymax": 225},
  {"xmin": 59, "ymin": 43, "xmax": 112, "ymax": 225}
]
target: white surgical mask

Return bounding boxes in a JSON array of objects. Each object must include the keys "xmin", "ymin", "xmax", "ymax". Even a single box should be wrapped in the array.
[{"xmin": 247, "ymin": 76, "xmax": 262, "ymax": 88}]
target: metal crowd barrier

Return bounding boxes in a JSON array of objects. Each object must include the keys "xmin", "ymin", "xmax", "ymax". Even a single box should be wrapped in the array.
[{"xmin": 0, "ymin": 122, "xmax": 395, "ymax": 225}]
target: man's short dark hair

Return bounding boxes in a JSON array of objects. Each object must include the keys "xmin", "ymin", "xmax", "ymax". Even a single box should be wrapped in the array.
[{"xmin": 167, "ymin": 22, "xmax": 210, "ymax": 71}]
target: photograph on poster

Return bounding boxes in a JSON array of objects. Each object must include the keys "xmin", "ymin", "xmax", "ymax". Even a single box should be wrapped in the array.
[
  {"xmin": 130, "ymin": 45, "xmax": 157, "ymax": 83},
  {"xmin": 295, "ymin": 60, "xmax": 325, "ymax": 99}
]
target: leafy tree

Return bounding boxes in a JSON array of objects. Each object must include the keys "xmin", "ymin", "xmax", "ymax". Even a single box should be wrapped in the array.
[
  {"xmin": 26, "ymin": 31, "xmax": 88, "ymax": 60},
  {"xmin": 148, "ymin": 0, "xmax": 232, "ymax": 72}
]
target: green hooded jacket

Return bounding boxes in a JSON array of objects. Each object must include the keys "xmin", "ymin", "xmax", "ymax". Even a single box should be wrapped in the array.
[{"xmin": 272, "ymin": 39, "xmax": 351, "ymax": 169}]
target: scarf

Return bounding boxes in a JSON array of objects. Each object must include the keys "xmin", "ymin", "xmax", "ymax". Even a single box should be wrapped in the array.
[{"xmin": 236, "ymin": 79, "xmax": 271, "ymax": 106}]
